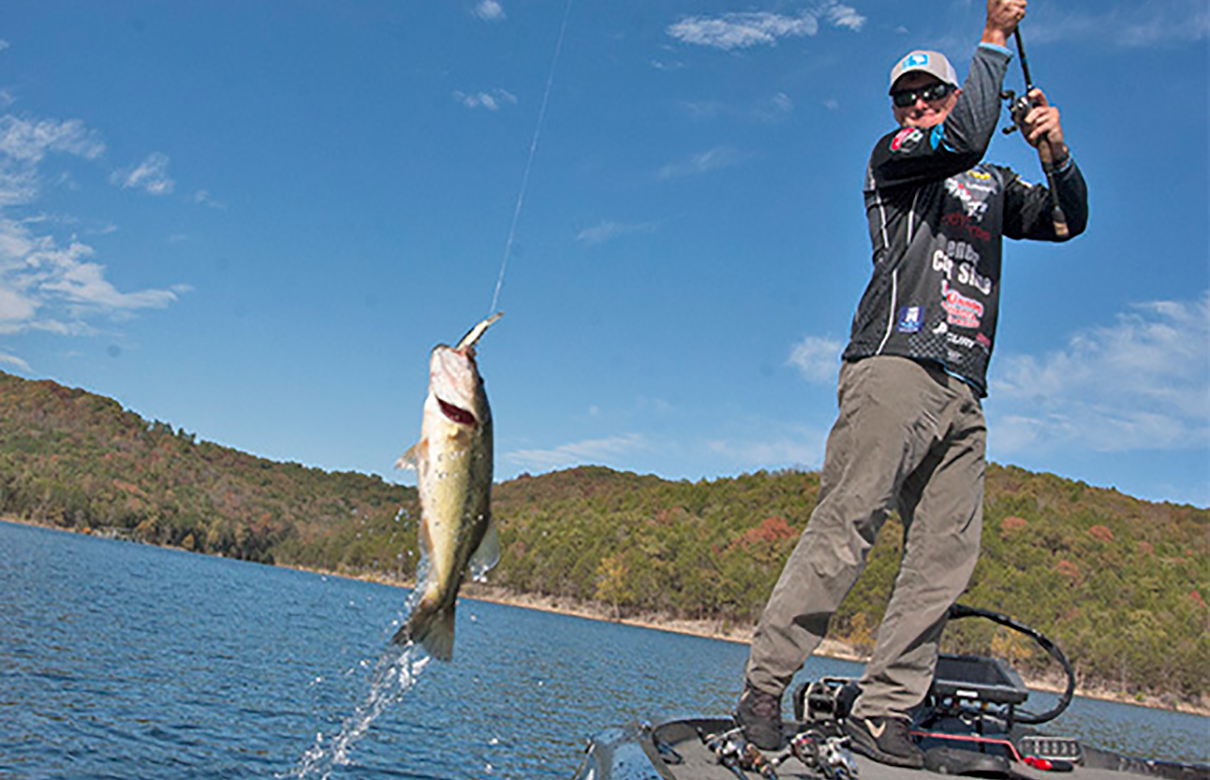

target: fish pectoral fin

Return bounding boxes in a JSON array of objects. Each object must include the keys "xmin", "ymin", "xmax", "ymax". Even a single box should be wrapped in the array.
[
  {"xmin": 395, "ymin": 440, "xmax": 427, "ymax": 471},
  {"xmin": 468, "ymin": 516, "xmax": 501, "ymax": 580}
]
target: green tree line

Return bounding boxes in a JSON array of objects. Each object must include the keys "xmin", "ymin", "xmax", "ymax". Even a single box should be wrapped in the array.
[
  {"xmin": 1, "ymin": 371, "xmax": 1205, "ymax": 707},
  {"xmin": 0, "ymin": 372, "xmax": 416, "ymax": 566}
]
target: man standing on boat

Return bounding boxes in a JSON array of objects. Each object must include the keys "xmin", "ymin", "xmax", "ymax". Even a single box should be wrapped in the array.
[{"xmin": 736, "ymin": 0, "xmax": 1088, "ymax": 768}]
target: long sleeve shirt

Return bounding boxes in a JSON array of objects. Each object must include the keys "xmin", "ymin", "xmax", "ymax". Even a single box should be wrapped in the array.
[{"xmin": 843, "ymin": 44, "xmax": 1089, "ymax": 397}]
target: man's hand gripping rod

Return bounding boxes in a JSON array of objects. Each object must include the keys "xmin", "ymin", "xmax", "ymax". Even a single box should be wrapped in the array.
[{"xmin": 1002, "ymin": 28, "xmax": 1069, "ymax": 238}]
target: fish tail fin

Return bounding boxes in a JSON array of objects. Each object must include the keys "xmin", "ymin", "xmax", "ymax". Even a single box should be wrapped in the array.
[{"xmin": 393, "ymin": 599, "xmax": 456, "ymax": 661}]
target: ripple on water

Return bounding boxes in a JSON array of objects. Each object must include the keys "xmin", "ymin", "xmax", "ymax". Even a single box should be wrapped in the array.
[{"xmin": 2, "ymin": 520, "xmax": 1206, "ymax": 780}]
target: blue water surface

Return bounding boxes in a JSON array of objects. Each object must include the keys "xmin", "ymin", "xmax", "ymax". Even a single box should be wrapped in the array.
[{"xmin": 0, "ymin": 521, "xmax": 1205, "ymax": 779}]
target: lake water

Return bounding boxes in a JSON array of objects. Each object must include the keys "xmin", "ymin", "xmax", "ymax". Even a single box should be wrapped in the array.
[{"xmin": 1, "ymin": 520, "xmax": 1205, "ymax": 779}]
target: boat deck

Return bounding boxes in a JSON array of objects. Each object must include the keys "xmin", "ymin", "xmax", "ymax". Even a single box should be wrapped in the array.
[{"xmin": 604, "ymin": 718, "xmax": 1208, "ymax": 780}]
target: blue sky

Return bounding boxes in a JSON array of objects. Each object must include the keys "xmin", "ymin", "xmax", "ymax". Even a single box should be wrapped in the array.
[{"xmin": 1, "ymin": 1, "xmax": 1207, "ymax": 507}]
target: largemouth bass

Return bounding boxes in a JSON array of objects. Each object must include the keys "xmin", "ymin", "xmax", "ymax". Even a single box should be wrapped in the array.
[{"xmin": 393, "ymin": 313, "xmax": 502, "ymax": 660}]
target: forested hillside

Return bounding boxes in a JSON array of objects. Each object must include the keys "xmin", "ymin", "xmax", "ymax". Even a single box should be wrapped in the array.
[
  {"xmin": 0, "ymin": 372, "xmax": 415, "ymax": 564},
  {"xmin": 1, "ymin": 371, "xmax": 1205, "ymax": 707},
  {"xmin": 490, "ymin": 465, "xmax": 1208, "ymax": 709}
]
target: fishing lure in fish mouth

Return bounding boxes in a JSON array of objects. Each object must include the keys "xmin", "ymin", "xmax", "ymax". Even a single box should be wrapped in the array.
[{"xmin": 456, "ymin": 311, "xmax": 503, "ymax": 353}]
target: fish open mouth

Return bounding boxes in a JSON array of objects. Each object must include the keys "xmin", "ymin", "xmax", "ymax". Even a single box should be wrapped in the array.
[{"xmin": 437, "ymin": 397, "xmax": 477, "ymax": 426}]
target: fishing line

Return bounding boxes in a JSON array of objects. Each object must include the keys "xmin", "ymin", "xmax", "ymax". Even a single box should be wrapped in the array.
[{"xmin": 487, "ymin": 0, "xmax": 574, "ymax": 316}]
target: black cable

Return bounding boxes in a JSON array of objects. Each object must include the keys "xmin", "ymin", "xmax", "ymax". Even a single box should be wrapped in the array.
[{"xmin": 947, "ymin": 603, "xmax": 1076, "ymax": 725}]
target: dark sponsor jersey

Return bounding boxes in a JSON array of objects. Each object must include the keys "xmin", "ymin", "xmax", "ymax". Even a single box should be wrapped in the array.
[{"xmin": 844, "ymin": 44, "xmax": 1088, "ymax": 397}]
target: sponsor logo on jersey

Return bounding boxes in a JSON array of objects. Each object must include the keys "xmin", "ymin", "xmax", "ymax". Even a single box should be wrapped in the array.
[
  {"xmin": 945, "ymin": 176, "xmax": 990, "ymax": 220},
  {"xmin": 896, "ymin": 305, "xmax": 924, "ymax": 333},
  {"xmin": 890, "ymin": 127, "xmax": 923, "ymax": 153},
  {"xmin": 941, "ymin": 279, "xmax": 984, "ymax": 329}
]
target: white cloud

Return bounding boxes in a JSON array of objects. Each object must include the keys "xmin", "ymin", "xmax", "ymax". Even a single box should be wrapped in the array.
[
  {"xmin": 0, "ymin": 167, "xmax": 38, "ymax": 208},
  {"xmin": 0, "ymin": 117, "xmax": 105, "ymax": 163},
  {"xmin": 454, "ymin": 89, "xmax": 518, "ymax": 111},
  {"xmin": 506, "ymin": 432, "xmax": 648, "ymax": 471},
  {"xmin": 575, "ymin": 220, "xmax": 659, "ymax": 245},
  {"xmin": 823, "ymin": 3, "xmax": 867, "ymax": 31},
  {"xmin": 0, "ymin": 279, "xmax": 37, "ymax": 325},
  {"xmin": 193, "ymin": 189, "xmax": 226, "ymax": 209},
  {"xmin": 0, "ymin": 117, "xmax": 105, "ymax": 206},
  {"xmin": 668, "ymin": 12, "xmax": 819, "ymax": 50},
  {"xmin": 0, "ymin": 351, "xmax": 30, "ymax": 371},
  {"xmin": 679, "ymin": 99, "xmax": 726, "ymax": 120},
  {"xmin": 0, "ymin": 218, "xmax": 183, "ymax": 335},
  {"xmin": 667, "ymin": 2, "xmax": 865, "ymax": 50},
  {"xmin": 0, "ymin": 107, "xmax": 185, "ymax": 347},
  {"xmin": 788, "ymin": 335, "xmax": 843, "ymax": 383},
  {"xmin": 112, "ymin": 152, "xmax": 175, "ymax": 195},
  {"xmin": 39, "ymin": 245, "xmax": 180, "ymax": 311},
  {"xmin": 989, "ymin": 293, "xmax": 1210, "ymax": 454},
  {"xmin": 474, "ymin": 0, "xmax": 505, "ymax": 22},
  {"xmin": 658, "ymin": 146, "xmax": 753, "ymax": 180},
  {"xmin": 650, "ymin": 58, "xmax": 686, "ymax": 72}
]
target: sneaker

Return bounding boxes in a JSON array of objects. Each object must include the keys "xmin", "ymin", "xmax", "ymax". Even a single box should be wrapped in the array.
[
  {"xmin": 735, "ymin": 681, "xmax": 784, "ymax": 750},
  {"xmin": 843, "ymin": 716, "xmax": 924, "ymax": 768}
]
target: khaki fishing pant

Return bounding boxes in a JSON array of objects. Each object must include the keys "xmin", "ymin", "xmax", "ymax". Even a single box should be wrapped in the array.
[{"xmin": 745, "ymin": 355, "xmax": 986, "ymax": 719}]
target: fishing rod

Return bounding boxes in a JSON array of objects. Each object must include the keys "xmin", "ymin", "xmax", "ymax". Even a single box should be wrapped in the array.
[{"xmin": 1001, "ymin": 27, "xmax": 1069, "ymax": 239}]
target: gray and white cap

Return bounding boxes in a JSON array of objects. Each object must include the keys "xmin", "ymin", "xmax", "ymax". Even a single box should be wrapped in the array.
[{"xmin": 888, "ymin": 50, "xmax": 959, "ymax": 92}]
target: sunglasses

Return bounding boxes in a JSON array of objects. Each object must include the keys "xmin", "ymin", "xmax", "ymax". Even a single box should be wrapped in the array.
[{"xmin": 891, "ymin": 81, "xmax": 954, "ymax": 108}]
